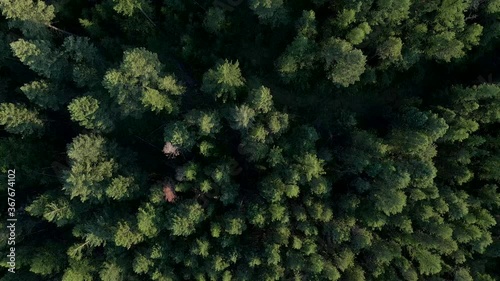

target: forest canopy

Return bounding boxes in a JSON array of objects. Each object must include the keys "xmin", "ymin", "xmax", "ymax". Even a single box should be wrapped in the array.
[{"xmin": 0, "ymin": 0, "xmax": 499, "ymax": 280}]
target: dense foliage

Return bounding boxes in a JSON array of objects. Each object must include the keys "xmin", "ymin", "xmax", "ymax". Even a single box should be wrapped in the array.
[{"xmin": 0, "ymin": 0, "xmax": 499, "ymax": 280}]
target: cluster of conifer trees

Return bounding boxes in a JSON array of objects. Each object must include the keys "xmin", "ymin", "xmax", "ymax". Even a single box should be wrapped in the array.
[{"xmin": 0, "ymin": 0, "xmax": 499, "ymax": 280}]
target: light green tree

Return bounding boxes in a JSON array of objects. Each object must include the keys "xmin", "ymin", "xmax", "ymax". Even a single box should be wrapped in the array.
[{"xmin": 0, "ymin": 103, "xmax": 44, "ymax": 136}]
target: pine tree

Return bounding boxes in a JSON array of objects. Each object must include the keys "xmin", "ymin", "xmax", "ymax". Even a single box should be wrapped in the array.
[
  {"xmin": 0, "ymin": 103, "xmax": 44, "ymax": 136},
  {"xmin": 20, "ymin": 80, "xmax": 62, "ymax": 110},
  {"xmin": 276, "ymin": 10, "xmax": 317, "ymax": 84},
  {"xmin": 112, "ymin": 0, "xmax": 150, "ymax": 16},
  {"xmin": 0, "ymin": 0, "xmax": 55, "ymax": 39},
  {"xmin": 62, "ymin": 258, "xmax": 96, "ymax": 281},
  {"xmin": 62, "ymin": 134, "xmax": 142, "ymax": 203},
  {"xmin": 168, "ymin": 200, "xmax": 206, "ymax": 237},
  {"xmin": 10, "ymin": 39, "xmax": 68, "ymax": 80},
  {"xmin": 68, "ymin": 96, "xmax": 115, "ymax": 132},
  {"xmin": 62, "ymin": 36, "xmax": 104, "ymax": 88},
  {"xmin": 28, "ymin": 242, "xmax": 66, "ymax": 276},
  {"xmin": 248, "ymin": 0, "xmax": 289, "ymax": 26},
  {"xmin": 204, "ymin": 7, "xmax": 227, "ymax": 34},
  {"xmin": 103, "ymin": 48, "xmax": 184, "ymax": 118},
  {"xmin": 26, "ymin": 193, "xmax": 75, "ymax": 226},
  {"xmin": 320, "ymin": 38, "xmax": 366, "ymax": 87},
  {"xmin": 114, "ymin": 220, "xmax": 144, "ymax": 249},
  {"xmin": 201, "ymin": 60, "xmax": 245, "ymax": 102}
]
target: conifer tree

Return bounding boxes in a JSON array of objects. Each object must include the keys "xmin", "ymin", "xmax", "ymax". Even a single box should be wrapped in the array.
[
  {"xmin": 321, "ymin": 38, "xmax": 367, "ymax": 87},
  {"xmin": 0, "ymin": 0, "xmax": 55, "ymax": 39},
  {"xmin": 20, "ymin": 80, "xmax": 62, "ymax": 110},
  {"xmin": 68, "ymin": 96, "xmax": 115, "ymax": 132},
  {"xmin": 103, "ymin": 48, "xmax": 184, "ymax": 118},
  {"xmin": 0, "ymin": 103, "xmax": 44, "ymax": 136},
  {"xmin": 201, "ymin": 60, "xmax": 245, "ymax": 102},
  {"xmin": 10, "ymin": 39, "xmax": 68, "ymax": 80}
]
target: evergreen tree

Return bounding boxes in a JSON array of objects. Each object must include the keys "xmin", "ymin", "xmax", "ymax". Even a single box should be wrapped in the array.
[
  {"xmin": 321, "ymin": 38, "xmax": 367, "ymax": 87},
  {"xmin": 68, "ymin": 96, "xmax": 114, "ymax": 132},
  {"xmin": 0, "ymin": 103, "xmax": 44, "ymax": 136},
  {"xmin": 103, "ymin": 48, "xmax": 184, "ymax": 118},
  {"xmin": 0, "ymin": 0, "xmax": 55, "ymax": 39}
]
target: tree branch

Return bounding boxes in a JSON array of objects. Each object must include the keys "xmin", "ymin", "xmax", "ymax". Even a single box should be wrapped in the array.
[
  {"xmin": 47, "ymin": 24, "xmax": 76, "ymax": 36},
  {"xmin": 139, "ymin": 8, "xmax": 156, "ymax": 27}
]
